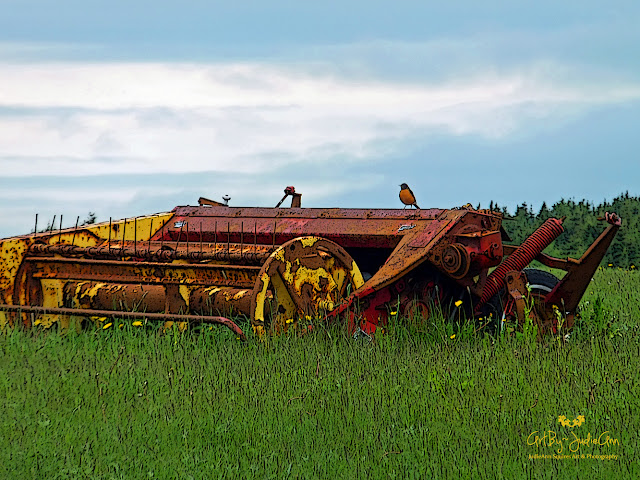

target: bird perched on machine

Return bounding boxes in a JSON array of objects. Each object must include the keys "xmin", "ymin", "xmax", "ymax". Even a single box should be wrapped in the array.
[{"xmin": 399, "ymin": 183, "xmax": 420, "ymax": 209}]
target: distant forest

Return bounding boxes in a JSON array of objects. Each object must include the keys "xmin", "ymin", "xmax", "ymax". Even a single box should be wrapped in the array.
[{"xmin": 492, "ymin": 192, "xmax": 639, "ymax": 268}]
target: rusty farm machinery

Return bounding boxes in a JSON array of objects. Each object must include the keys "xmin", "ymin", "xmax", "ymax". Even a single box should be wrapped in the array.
[{"xmin": 0, "ymin": 187, "xmax": 621, "ymax": 339}]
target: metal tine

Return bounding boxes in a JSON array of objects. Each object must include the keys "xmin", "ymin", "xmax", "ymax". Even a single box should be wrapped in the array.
[
  {"xmin": 108, "ymin": 217, "xmax": 112, "ymax": 250},
  {"xmin": 71, "ymin": 215, "xmax": 80, "ymax": 246},
  {"xmin": 58, "ymin": 214, "xmax": 63, "ymax": 243},
  {"xmin": 121, "ymin": 218, "xmax": 127, "ymax": 256},
  {"xmin": 34, "ymin": 214, "xmax": 38, "ymax": 236},
  {"xmin": 134, "ymin": 217, "xmax": 138, "ymax": 256},
  {"xmin": 160, "ymin": 218, "xmax": 164, "ymax": 250},
  {"xmin": 148, "ymin": 218, "xmax": 154, "ymax": 254},
  {"xmin": 176, "ymin": 220, "xmax": 184, "ymax": 251},
  {"xmin": 49, "ymin": 214, "xmax": 56, "ymax": 236}
]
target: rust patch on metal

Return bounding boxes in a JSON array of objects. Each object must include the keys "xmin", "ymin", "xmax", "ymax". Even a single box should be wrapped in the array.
[{"xmin": 250, "ymin": 236, "xmax": 364, "ymax": 334}]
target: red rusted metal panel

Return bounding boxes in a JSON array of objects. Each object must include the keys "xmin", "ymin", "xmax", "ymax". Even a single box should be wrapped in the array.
[{"xmin": 157, "ymin": 206, "xmax": 446, "ymax": 248}]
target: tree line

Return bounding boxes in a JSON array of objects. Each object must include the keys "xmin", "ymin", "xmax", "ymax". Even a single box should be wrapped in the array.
[{"xmin": 490, "ymin": 192, "xmax": 639, "ymax": 268}]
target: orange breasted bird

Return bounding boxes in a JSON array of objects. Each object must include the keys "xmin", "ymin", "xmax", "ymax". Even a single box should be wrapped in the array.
[{"xmin": 399, "ymin": 183, "xmax": 420, "ymax": 209}]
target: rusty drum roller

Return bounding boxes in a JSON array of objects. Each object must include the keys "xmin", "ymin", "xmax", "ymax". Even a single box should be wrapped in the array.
[{"xmin": 0, "ymin": 211, "xmax": 364, "ymax": 338}]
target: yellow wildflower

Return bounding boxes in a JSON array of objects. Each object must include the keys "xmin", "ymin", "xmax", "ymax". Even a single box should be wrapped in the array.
[
  {"xmin": 132, "ymin": 321, "xmax": 143, "ymax": 327},
  {"xmin": 450, "ymin": 334, "xmax": 456, "ymax": 339},
  {"xmin": 103, "ymin": 322, "xmax": 112, "ymax": 330},
  {"xmin": 454, "ymin": 300, "xmax": 463, "ymax": 307}
]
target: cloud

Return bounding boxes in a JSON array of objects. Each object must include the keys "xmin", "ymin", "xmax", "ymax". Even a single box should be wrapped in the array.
[{"xmin": 2, "ymin": 59, "xmax": 639, "ymax": 181}]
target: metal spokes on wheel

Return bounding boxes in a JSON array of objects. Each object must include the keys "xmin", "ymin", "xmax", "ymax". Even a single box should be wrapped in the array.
[{"xmin": 250, "ymin": 236, "xmax": 364, "ymax": 335}]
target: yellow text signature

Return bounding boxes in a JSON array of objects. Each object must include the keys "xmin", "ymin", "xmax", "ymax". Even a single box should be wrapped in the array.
[{"xmin": 527, "ymin": 430, "xmax": 620, "ymax": 454}]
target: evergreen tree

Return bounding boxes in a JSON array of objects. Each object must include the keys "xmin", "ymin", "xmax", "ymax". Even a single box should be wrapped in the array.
[
  {"xmin": 537, "ymin": 201, "xmax": 551, "ymax": 221},
  {"xmin": 502, "ymin": 193, "xmax": 639, "ymax": 268}
]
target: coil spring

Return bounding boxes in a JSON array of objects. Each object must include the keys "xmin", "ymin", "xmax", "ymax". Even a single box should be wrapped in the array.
[{"xmin": 477, "ymin": 218, "xmax": 564, "ymax": 309}]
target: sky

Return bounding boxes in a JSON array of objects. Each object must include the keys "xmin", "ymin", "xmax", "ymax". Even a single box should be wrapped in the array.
[{"xmin": 1, "ymin": 1, "xmax": 639, "ymax": 238}]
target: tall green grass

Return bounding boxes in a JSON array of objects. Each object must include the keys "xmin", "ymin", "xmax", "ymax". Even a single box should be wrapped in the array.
[{"xmin": 0, "ymin": 269, "xmax": 638, "ymax": 479}]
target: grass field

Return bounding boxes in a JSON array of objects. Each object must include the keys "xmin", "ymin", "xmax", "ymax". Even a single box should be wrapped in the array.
[{"xmin": 1, "ymin": 268, "xmax": 639, "ymax": 479}]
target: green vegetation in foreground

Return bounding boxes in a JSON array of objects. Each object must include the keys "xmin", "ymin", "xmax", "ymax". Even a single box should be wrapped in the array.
[{"xmin": 0, "ymin": 269, "xmax": 639, "ymax": 479}]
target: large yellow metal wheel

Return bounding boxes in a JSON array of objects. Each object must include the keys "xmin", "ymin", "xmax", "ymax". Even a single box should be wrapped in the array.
[{"xmin": 250, "ymin": 236, "xmax": 364, "ymax": 335}]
